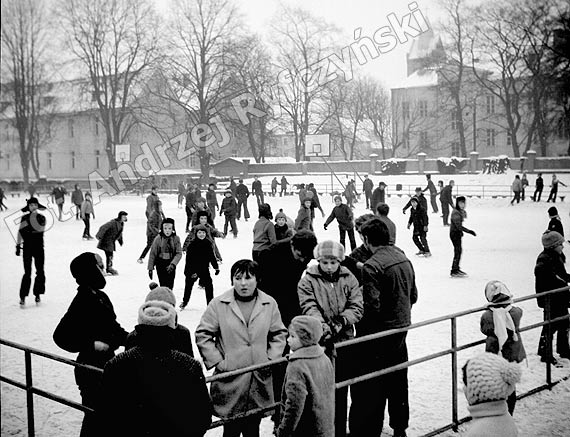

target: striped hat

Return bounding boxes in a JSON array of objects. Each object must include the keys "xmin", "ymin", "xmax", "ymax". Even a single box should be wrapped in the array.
[{"xmin": 313, "ymin": 240, "xmax": 345, "ymax": 261}]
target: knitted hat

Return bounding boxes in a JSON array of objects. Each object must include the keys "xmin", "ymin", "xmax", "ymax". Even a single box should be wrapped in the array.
[
  {"xmin": 542, "ymin": 231, "xmax": 564, "ymax": 249},
  {"xmin": 162, "ymin": 217, "xmax": 175, "ymax": 227},
  {"xmin": 138, "ymin": 301, "xmax": 176, "ymax": 329},
  {"xmin": 275, "ymin": 209, "xmax": 287, "ymax": 221},
  {"xmin": 193, "ymin": 224, "xmax": 208, "ymax": 232},
  {"xmin": 149, "ymin": 282, "xmax": 159, "ymax": 290},
  {"xmin": 290, "ymin": 315, "xmax": 323, "ymax": 347},
  {"xmin": 463, "ymin": 352, "xmax": 521, "ymax": 405},
  {"xmin": 484, "ymin": 280, "xmax": 513, "ymax": 305},
  {"xmin": 145, "ymin": 286, "xmax": 176, "ymax": 307},
  {"xmin": 456, "ymin": 196, "xmax": 466, "ymax": 204},
  {"xmin": 410, "ymin": 196, "xmax": 418, "ymax": 203},
  {"xmin": 548, "ymin": 206, "xmax": 559, "ymax": 217},
  {"xmin": 314, "ymin": 240, "xmax": 345, "ymax": 261}
]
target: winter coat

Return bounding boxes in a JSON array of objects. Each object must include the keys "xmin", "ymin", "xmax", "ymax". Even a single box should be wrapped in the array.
[
  {"xmin": 183, "ymin": 224, "xmax": 223, "ymax": 252},
  {"xmin": 465, "ymin": 401, "xmax": 517, "ymax": 437},
  {"xmin": 363, "ymin": 178, "xmax": 374, "ymax": 194},
  {"xmin": 271, "ymin": 179, "xmax": 278, "ymax": 189},
  {"xmin": 378, "ymin": 215, "xmax": 396, "ymax": 245},
  {"xmin": 126, "ymin": 323, "xmax": 194, "ymax": 357},
  {"xmin": 257, "ymin": 241, "xmax": 311, "ymax": 326},
  {"xmin": 96, "ymin": 219, "xmax": 124, "ymax": 252},
  {"xmin": 195, "ymin": 288, "xmax": 287, "ymax": 418},
  {"xmin": 281, "ymin": 177, "xmax": 288, "ymax": 189},
  {"xmin": 536, "ymin": 177, "xmax": 544, "ymax": 189},
  {"xmin": 440, "ymin": 185, "xmax": 454, "ymax": 207},
  {"xmin": 297, "ymin": 265, "xmax": 363, "ymax": 343},
  {"xmin": 101, "ymin": 325, "xmax": 212, "ymax": 437},
  {"xmin": 548, "ymin": 217, "xmax": 564, "ymax": 237},
  {"xmin": 480, "ymin": 306, "xmax": 526, "ymax": 363},
  {"xmin": 252, "ymin": 180, "xmax": 263, "ymax": 194},
  {"xmin": 206, "ymin": 189, "xmax": 218, "ymax": 208},
  {"xmin": 147, "ymin": 232, "xmax": 183, "ymax": 270},
  {"xmin": 276, "ymin": 345, "xmax": 334, "ymax": 437},
  {"xmin": 424, "ymin": 179, "xmax": 437, "ymax": 195},
  {"xmin": 295, "ymin": 206, "xmax": 312, "ymax": 231},
  {"xmin": 324, "ymin": 204, "xmax": 354, "ymax": 231},
  {"xmin": 80, "ymin": 199, "xmax": 94, "ymax": 219},
  {"xmin": 53, "ymin": 285, "xmax": 128, "ymax": 385},
  {"xmin": 236, "ymin": 183, "xmax": 250, "ymax": 200},
  {"xmin": 220, "ymin": 196, "xmax": 237, "ymax": 217},
  {"xmin": 146, "ymin": 193, "xmax": 159, "ymax": 217},
  {"xmin": 359, "ymin": 245, "xmax": 418, "ymax": 334},
  {"xmin": 342, "ymin": 244, "xmax": 373, "ymax": 285},
  {"xmin": 184, "ymin": 237, "xmax": 219, "ymax": 275},
  {"xmin": 275, "ymin": 224, "xmax": 294, "ymax": 241},
  {"xmin": 370, "ymin": 187, "xmax": 385, "ymax": 212},
  {"xmin": 71, "ymin": 189, "xmax": 84, "ymax": 205},
  {"xmin": 146, "ymin": 210, "xmax": 162, "ymax": 241},
  {"xmin": 450, "ymin": 208, "xmax": 474, "ymax": 237},
  {"xmin": 534, "ymin": 249, "xmax": 570, "ymax": 316},
  {"xmin": 253, "ymin": 217, "xmax": 277, "ymax": 252},
  {"xmin": 408, "ymin": 204, "xmax": 428, "ymax": 231},
  {"xmin": 18, "ymin": 212, "xmax": 46, "ymax": 246},
  {"xmin": 511, "ymin": 179, "xmax": 522, "ymax": 192}
]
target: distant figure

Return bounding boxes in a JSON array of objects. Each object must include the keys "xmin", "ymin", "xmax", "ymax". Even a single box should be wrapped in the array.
[
  {"xmin": 510, "ymin": 175, "xmax": 522, "ymax": 205},
  {"xmin": 206, "ymin": 183, "xmax": 218, "ymax": 221},
  {"xmin": 422, "ymin": 174, "xmax": 438, "ymax": 213},
  {"xmin": 547, "ymin": 174, "xmax": 567, "ymax": 203},
  {"xmin": 450, "ymin": 196, "xmax": 476, "ymax": 277},
  {"xmin": 220, "ymin": 189, "xmax": 238, "ymax": 238},
  {"xmin": 236, "ymin": 179, "xmax": 250, "ymax": 221},
  {"xmin": 252, "ymin": 175, "xmax": 264, "ymax": 206},
  {"xmin": 362, "ymin": 174, "xmax": 374, "ymax": 209},
  {"xmin": 324, "ymin": 195, "xmax": 356, "ymax": 251},
  {"xmin": 280, "ymin": 175, "xmax": 289, "ymax": 196},
  {"xmin": 271, "ymin": 177, "xmax": 278, "ymax": 197},
  {"xmin": 177, "ymin": 180, "xmax": 186, "ymax": 208},
  {"xmin": 51, "ymin": 183, "xmax": 67, "ymax": 221},
  {"xmin": 403, "ymin": 187, "xmax": 427, "ymax": 214},
  {"xmin": 376, "ymin": 203, "xmax": 396, "ymax": 245},
  {"xmin": 370, "ymin": 181, "xmax": 386, "ymax": 212},
  {"xmin": 533, "ymin": 173, "xmax": 544, "ymax": 202},
  {"xmin": 80, "ymin": 192, "xmax": 95, "ymax": 240},
  {"xmin": 228, "ymin": 176, "xmax": 237, "ymax": 197},
  {"xmin": 440, "ymin": 180, "xmax": 455, "ymax": 226},
  {"xmin": 521, "ymin": 173, "xmax": 529, "ymax": 201},
  {"xmin": 407, "ymin": 196, "xmax": 430, "ymax": 257},
  {"xmin": 71, "ymin": 184, "xmax": 84, "ymax": 220}
]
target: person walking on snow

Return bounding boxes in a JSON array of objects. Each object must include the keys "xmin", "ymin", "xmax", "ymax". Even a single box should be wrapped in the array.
[
  {"xmin": 16, "ymin": 197, "xmax": 47, "ymax": 306},
  {"xmin": 422, "ymin": 174, "xmax": 439, "ymax": 213},
  {"xmin": 295, "ymin": 198, "xmax": 314, "ymax": 231},
  {"xmin": 147, "ymin": 218, "xmax": 183, "ymax": 289},
  {"xmin": 362, "ymin": 174, "xmax": 374, "ymax": 209},
  {"xmin": 280, "ymin": 175, "xmax": 289, "ymax": 196},
  {"xmin": 220, "ymin": 189, "xmax": 238, "ymax": 238},
  {"xmin": 80, "ymin": 192, "xmax": 95, "ymax": 240},
  {"xmin": 252, "ymin": 176, "xmax": 265, "ymax": 206},
  {"xmin": 547, "ymin": 174, "xmax": 567, "ymax": 203},
  {"xmin": 324, "ymin": 195, "xmax": 357, "ymax": 251},
  {"xmin": 271, "ymin": 177, "xmax": 278, "ymax": 197},
  {"xmin": 510, "ymin": 175, "xmax": 522, "ymax": 205},
  {"xmin": 51, "ymin": 183, "xmax": 67, "ymax": 221},
  {"xmin": 440, "ymin": 180, "xmax": 455, "ymax": 226},
  {"xmin": 403, "ymin": 187, "xmax": 427, "ymax": 214},
  {"xmin": 521, "ymin": 173, "xmax": 529, "ymax": 201},
  {"xmin": 370, "ymin": 181, "xmax": 386, "ymax": 213},
  {"xmin": 72, "ymin": 184, "xmax": 84, "ymax": 220},
  {"xmin": 450, "ymin": 196, "xmax": 476, "ymax": 277},
  {"xmin": 533, "ymin": 173, "xmax": 544, "ymax": 202},
  {"xmin": 138, "ymin": 200, "xmax": 163, "ymax": 263},
  {"xmin": 96, "ymin": 211, "xmax": 128, "ymax": 275},
  {"xmin": 206, "ymin": 183, "xmax": 219, "ymax": 222},
  {"xmin": 407, "ymin": 196, "xmax": 431, "ymax": 257},
  {"xmin": 236, "ymin": 179, "xmax": 250, "ymax": 221}
]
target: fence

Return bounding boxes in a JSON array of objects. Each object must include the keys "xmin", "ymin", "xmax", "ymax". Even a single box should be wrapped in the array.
[{"xmin": 1, "ymin": 287, "xmax": 569, "ymax": 437}]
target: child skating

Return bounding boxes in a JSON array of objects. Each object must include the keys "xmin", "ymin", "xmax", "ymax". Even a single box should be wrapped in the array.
[{"xmin": 147, "ymin": 218, "xmax": 182, "ymax": 289}]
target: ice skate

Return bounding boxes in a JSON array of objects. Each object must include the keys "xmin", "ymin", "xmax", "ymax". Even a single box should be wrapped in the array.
[
  {"xmin": 137, "ymin": 258, "xmax": 143, "ymax": 264},
  {"xmin": 179, "ymin": 302, "xmax": 187, "ymax": 311},
  {"xmin": 107, "ymin": 268, "xmax": 119, "ymax": 276},
  {"xmin": 423, "ymin": 252, "xmax": 432, "ymax": 257},
  {"xmin": 35, "ymin": 296, "xmax": 41, "ymax": 304},
  {"xmin": 19, "ymin": 298, "xmax": 25, "ymax": 307}
]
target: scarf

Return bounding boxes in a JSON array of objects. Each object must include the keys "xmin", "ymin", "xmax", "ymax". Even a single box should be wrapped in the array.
[{"xmin": 489, "ymin": 304, "xmax": 518, "ymax": 351}]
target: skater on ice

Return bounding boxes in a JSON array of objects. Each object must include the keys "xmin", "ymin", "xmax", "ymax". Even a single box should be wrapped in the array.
[
  {"xmin": 324, "ymin": 195, "xmax": 357, "ymax": 252},
  {"xmin": 376, "ymin": 202, "xmax": 396, "ymax": 246},
  {"xmin": 138, "ymin": 199, "xmax": 162, "ymax": 264},
  {"xmin": 220, "ymin": 189, "xmax": 238, "ymax": 238},
  {"xmin": 95, "ymin": 211, "xmax": 128, "ymax": 276},
  {"xmin": 407, "ymin": 196, "xmax": 431, "ymax": 257},
  {"xmin": 252, "ymin": 203, "xmax": 276, "ymax": 263},
  {"xmin": 80, "ymin": 192, "xmax": 95, "ymax": 240},
  {"xmin": 147, "ymin": 218, "xmax": 182, "ymax": 289},
  {"xmin": 450, "ymin": 196, "xmax": 476, "ymax": 277}
]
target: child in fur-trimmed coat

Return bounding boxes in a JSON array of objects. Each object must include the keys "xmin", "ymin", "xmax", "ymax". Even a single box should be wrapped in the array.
[
  {"xmin": 276, "ymin": 315, "xmax": 334, "ymax": 437},
  {"xmin": 147, "ymin": 218, "xmax": 182, "ymax": 290}
]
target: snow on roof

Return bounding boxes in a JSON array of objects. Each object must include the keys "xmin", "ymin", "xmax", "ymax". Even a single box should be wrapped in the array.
[
  {"xmin": 392, "ymin": 69, "xmax": 438, "ymax": 89},
  {"xmin": 407, "ymin": 28, "xmax": 444, "ymax": 60},
  {"xmin": 213, "ymin": 156, "xmax": 297, "ymax": 166}
]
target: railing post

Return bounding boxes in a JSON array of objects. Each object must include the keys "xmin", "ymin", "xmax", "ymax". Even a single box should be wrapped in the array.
[
  {"xmin": 25, "ymin": 350, "xmax": 35, "ymax": 437},
  {"xmin": 545, "ymin": 296, "xmax": 552, "ymax": 387},
  {"xmin": 451, "ymin": 317, "xmax": 458, "ymax": 431},
  {"xmin": 331, "ymin": 344, "xmax": 337, "ymax": 436}
]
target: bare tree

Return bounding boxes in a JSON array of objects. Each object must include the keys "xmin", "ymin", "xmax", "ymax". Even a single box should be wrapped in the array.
[
  {"xmin": 390, "ymin": 92, "xmax": 435, "ymax": 157},
  {"xmin": 271, "ymin": 6, "xmax": 340, "ymax": 161},
  {"xmin": 1, "ymin": 0, "xmax": 51, "ymax": 187},
  {"xmin": 361, "ymin": 78, "xmax": 391, "ymax": 159},
  {"xmin": 59, "ymin": 0, "xmax": 161, "ymax": 170}
]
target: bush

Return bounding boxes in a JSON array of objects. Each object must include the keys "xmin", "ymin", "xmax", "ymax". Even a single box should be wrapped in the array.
[
  {"xmin": 380, "ymin": 159, "xmax": 407, "ymax": 175},
  {"xmin": 436, "ymin": 157, "xmax": 469, "ymax": 174}
]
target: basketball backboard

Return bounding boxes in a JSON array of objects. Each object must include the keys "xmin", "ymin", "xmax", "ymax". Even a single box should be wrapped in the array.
[
  {"xmin": 305, "ymin": 134, "xmax": 330, "ymax": 157},
  {"xmin": 115, "ymin": 144, "xmax": 130, "ymax": 162}
]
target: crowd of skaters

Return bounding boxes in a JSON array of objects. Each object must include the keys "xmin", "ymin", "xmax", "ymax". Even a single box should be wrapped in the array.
[{"xmin": 8, "ymin": 173, "xmax": 570, "ymax": 437}]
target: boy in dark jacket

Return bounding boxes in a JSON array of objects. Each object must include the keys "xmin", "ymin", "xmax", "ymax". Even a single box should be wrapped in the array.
[
  {"xmin": 183, "ymin": 211, "xmax": 223, "ymax": 263},
  {"xmin": 236, "ymin": 179, "xmax": 250, "ymax": 220},
  {"xmin": 101, "ymin": 299, "xmax": 212, "ymax": 437},
  {"xmin": 324, "ymin": 196, "xmax": 356, "ymax": 251},
  {"xmin": 72, "ymin": 184, "xmax": 84, "ymax": 220},
  {"xmin": 407, "ymin": 196, "xmax": 431, "ymax": 257},
  {"xmin": 370, "ymin": 181, "xmax": 386, "ymax": 212},
  {"xmin": 181, "ymin": 224, "xmax": 220, "ymax": 309},
  {"xmin": 147, "ymin": 218, "xmax": 182, "ymax": 289},
  {"xmin": 450, "ymin": 196, "xmax": 476, "ymax": 277},
  {"xmin": 191, "ymin": 197, "xmax": 214, "ymax": 228},
  {"xmin": 277, "ymin": 315, "xmax": 334, "ymax": 437},
  {"xmin": 547, "ymin": 206, "xmax": 564, "ymax": 237},
  {"xmin": 80, "ymin": 192, "xmax": 95, "ymax": 240},
  {"xmin": 534, "ymin": 231, "xmax": 570, "ymax": 364},
  {"xmin": 96, "ymin": 211, "xmax": 128, "ymax": 275},
  {"xmin": 480, "ymin": 280, "xmax": 526, "ymax": 415},
  {"xmin": 440, "ymin": 180, "xmax": 455, "ymax": 225},
  {"xmin": 53, "ymin": 252, "xmax": 128, "ymax": 437},
  {"xmin": 220, "ymin": 189, "xmax": 238, "ymax": 238},
  {"xmin": 295, "ymin": 198, "xmax": 313, "ymax": 231},
  {"xmin": 206, "ymin": 183, "xmax": 218, "ymax": 220}
]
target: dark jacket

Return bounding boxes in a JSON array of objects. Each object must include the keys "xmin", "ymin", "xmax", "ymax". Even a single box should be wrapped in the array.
[
  {"xmin": 147, "ymin": 232, "xmax": 183, "ymax": 270},
  {"xmin": 403, "ymin": 193, "xmax": 427, "ymax": 213},
  {"xmin": 324, "ymin": 204, "xmax": 354, "ymax": 231},
  {"xmin": 480, "ymin": 306, "xmax": 526, "ymax": 363},
  {"xmin": 206, "ymin": 189, "xmax": 218, "ymax": 207},
  {"xmin": 236, "ymin": 183, "xmax": 250, "ymax": 200},
  {"xmin": 184, "ymin": 237, "xmax": 219, "ymax": 274},
  {"xmin": 96, "ymin": 219, "xmax": 124, "ymax": 252},
  {"xmin": 277, "ymin": 345, "xmax": 334, "ymax": 437},
  {"xmin": 408, "ymin": 204, "xmax": 428, "ymax": 231},
  {"xmin": 378, "ymin": 215, "xmax": 396, "ymax": 245},
  {"xmin": 253, "ymin": 217, "xmax": 277, "ymax": 252},
  {"xmin": 440, "ymin": 185, "xmax": 454, "ymax": 207},
  {"xmin": 53, "ymin": 285, "xmax": 128, "ymax": 379},
  {"xmin": 101, "ymin": 325, "xmax": 212, "ymax": 437},
  {"xmin": 125, "ymin": 323, "xmax": 194, "ymax": 357},
  {"xmin": 71, "ymin": 189, "xmax": 84, "ymax": 205},
  {"xmin": 548, "ymin": 217, "xmax": 564, "ymax": 237},
  {"xmin": 252, "ymin": 180, "xmax": 263, "ymax": 194},
  {"xmin": 423, "ymin": 179, "xmax": 437, "ymax": 195},
  {"xmin": 275, "ymin": 224, "xmax": 294, "ymax": 241},
  {"xmin": 359, "ymin": 245, "xmax": 418, "ymax": 334},
  {"xmin": 295, "ymin": 206, "xmax": 312, "ymax": 231},
  {"xmin": 18, "ymin": 212, "xmax": 46, "ymax": 246},
  {"xmin": 534, "ymin": 249, "xmax": 570, "ymax": 314},
  {"xmin": 220, "ymin": 196, "xmax": 237, "ymax": 217},
  {"xmin": 450, "ymin": 208, "xmax": 474, "ymax": 237},
  {"xmin": 536, "ymin": 177, "xmax": 544, "ymax": 189},
  {"xmin": 363, "ymin": 178, "xmax": 374, "ymax": 194},
  {"xmin": 342, "ymin": 244, "xmax": 373, "ymax": 285},
  {"xmin": 370, "ymin": 187, "xmax": 385, "ymax": 211}
]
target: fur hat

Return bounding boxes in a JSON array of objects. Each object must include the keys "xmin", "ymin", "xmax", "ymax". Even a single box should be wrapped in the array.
[
  {"xmin": 162, "ymin": 217, "xmax": 175, "ymax": 227},
  {"xmin": 314, "ymin": 240, "xmax": 345, "ymax": 261},
  {"xmin": 138, "ymin": 301, "xmax": 176, "ymax": 329},
  {"xmin": 463, "ymin": 353, "xmax": 521, "ymax": 406},
  {"xmin": 542, "ymin": 230, "xmax": 564, "ymax": 249},
  {"xmin": 415, "ymin": 187, "xmax": 422, "ymax": 192},
  {"xmin": 548, "ymin": 206, "xmax": 559, "ymax": 217},
  {"xmin": 275, "ymin": 209, "xmax": 287, "ymax": 221},
  {"xmin": 484, "ymin": 280, "xmax": 513, "ymax": 305},
  {"xmin": 193, "ymin": 224, "xmax": 208, "ymax": 233},
  {"xmin": 145, "ymin": 286, "xmax": 176, "ymax": 307},
  {"xmin": 290, "ymin": 315, "xmax": 323, "ymax": 347},
  {"xmin": 302, "ymin": 197, "xmax": 313, "ymax": 204},
  {"xmin": 149, "ymin": 282, "xmax": 159, "ymax": 290},
  {"xmin": 21, "ymin": 197, "xmax": 47, "ymax": 212}
]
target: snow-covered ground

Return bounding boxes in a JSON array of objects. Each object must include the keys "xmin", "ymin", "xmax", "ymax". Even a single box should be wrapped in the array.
[{"xmin": 1, "ymin": 170, "xmax": 570, "ymax": 436}]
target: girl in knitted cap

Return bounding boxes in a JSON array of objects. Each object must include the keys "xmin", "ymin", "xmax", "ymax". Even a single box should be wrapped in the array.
[
  {"xmin": 147, "ymin": 218, "xmax": 182, "ymax": 289},
  {"xmin": 274, "ymin": 209, "xmax": 294, "ymax": 241},
  {"xmin": 297, "ymin": 240, "xmax": 363, "ymax": 437},
  {"xmin": 295, "ymin": 198, "xmax": 314, "ymax": 231},
  {"xmin": 462, "ymin": 352, "xmax": 522, "ymax": 437},
  {"xmin": 480, "ymin": 280, "xmax": 526, "ymax": 415},
  {"xmin": 276, "ymin": 315, "xmax": 334, "ymax": 437}
]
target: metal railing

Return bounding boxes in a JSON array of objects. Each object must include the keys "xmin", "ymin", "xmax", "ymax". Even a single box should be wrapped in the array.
[{"xmin": 1, "ymin": 287, "xmax": 569, "ymax": 437}]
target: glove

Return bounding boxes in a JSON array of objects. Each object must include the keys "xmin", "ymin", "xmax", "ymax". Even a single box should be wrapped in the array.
[
  {"xmin": 407, "ymin": 223, "xmax": 411, "ymax": 229},
  {"xmin": 215, "ymin": 269, "xmax": 220, "ymax": 276},
  {"xmin": 331, "ymin": 316, "xmax": 346, "ymax": 335},
  {"xmin": 15, "ymin": 245, "xmax": 21, "ymax": 256},
  {"xmin": 469, "ymin": 230, "xmax": 477, "ymax": 237},
  {"xmin": 402, "ymin": 209, "xmax": 406, "ymax": 215},
  {"xmin": 166, "ymin": 264, "xmax": 175, "ymax": 273},
  {"xmin": 148, "ymin": 270, "xmax": 153, "ymax": 279},
  {"xmin": 190, "ymin": 273, "xmax": 198, "ymax": 279},
  {"xmin": 323, "ymin": 225, "xmax": 328, "ymax": 231}
]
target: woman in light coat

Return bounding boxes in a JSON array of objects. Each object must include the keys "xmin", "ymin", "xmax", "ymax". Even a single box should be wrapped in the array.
[{"xmin": 196, "ymin": 259, "xmax": 287, "ymax": 437}]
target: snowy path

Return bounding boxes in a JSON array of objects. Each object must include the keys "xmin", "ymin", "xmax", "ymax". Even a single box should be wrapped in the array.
[{"xmin": 1, "ymin": 171, "xmax": 570, "ymax": 436}]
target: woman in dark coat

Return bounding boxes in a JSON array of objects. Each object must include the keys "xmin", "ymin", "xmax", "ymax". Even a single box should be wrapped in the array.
[{"xmin": 53, "ymin": 252, "xmax": 128, "ymax": 437}]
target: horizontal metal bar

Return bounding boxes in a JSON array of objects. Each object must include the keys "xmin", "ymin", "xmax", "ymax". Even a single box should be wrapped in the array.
[
  {"xmin": 32, "ymin": 387, "xmax": 92, "ymax": 413},
  {"xmin": 208, "ymin": 403, "xmax": 280, "ymax": 429},
  {"xmin": 0, "ymin": 375, "xmax": 27, "ymax": 390},
  {"xmin": 206, "ymin": 356, "xmax": 288, "ymax": 383}
]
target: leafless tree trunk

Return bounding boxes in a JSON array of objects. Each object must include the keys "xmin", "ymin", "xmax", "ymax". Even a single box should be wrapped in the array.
[{"xmin": 362, "ymin": 78, "xmax": 391, "ymax": 159}]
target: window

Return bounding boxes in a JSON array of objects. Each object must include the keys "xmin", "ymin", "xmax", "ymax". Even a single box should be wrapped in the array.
[
  {"xmin": 48, "ymin": 152, "xmax": 52, "ymax": 169},
  {"xmin": 451, "ymin": 141, "xmax": 460, "ymax": 156},
  {"xmin": 231, "ymin": 150, "xmax": 239, "ymax": 158},
  {"xmin": 71, "ymin": 151, "xmax": 76, "ymax": 169},
  {"xmin": 189, "ymin": 153, "xmax": 196, "ymax": 167},
  {"xmin": 6, "ymin": 153, "xmax": 10, "ymax": 170},
  {"xmin": 95, "ymin": 116, "xmax": 99, "ymax": 136},
  {"xmin": 402, "ymin": 101, "xmax": 410, "ymax": 119},
  {"xmin": 451, "ymin": 110, "xmax": 461, "ymax": 130},
  {"xmin": 68, "ymin": 119, "xmax": 74, "ymax": 138},
  {"xmin": 95, "ymin": 150, "xmax": 100, "ymax": 169},
  {"xmin": 418, "ymin": 100, "xmax": 428, "ymax": 117},
  {"xmin": 486, "ymin": 128, "xmax": 496, "ymax": 147},
  {"xmin": 506, "ymin": 131, "xmax": 512, "ymax": 147},
  {"xmin": 419, "ymin": 131, "xmax": 429, "ymax": 149},
  {"xmin": 486, "ymin": 95, "xmax": 495, "ymax": 115},
  {"xmin": 46, "ymin": 123, "xmax": 51, "ymax": 139}
]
